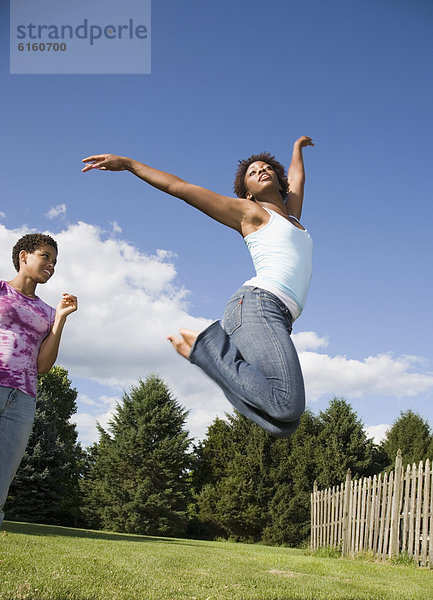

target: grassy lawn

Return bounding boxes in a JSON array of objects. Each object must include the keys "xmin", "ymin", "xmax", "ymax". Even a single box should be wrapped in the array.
[{"xmin": 1, "ymin": 521, "xmax": 432, "ymax": 600}]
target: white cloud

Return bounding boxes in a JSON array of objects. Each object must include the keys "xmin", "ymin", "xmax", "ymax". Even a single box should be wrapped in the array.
[
  {"xmin": 365, "ymin": 424, "xmax": 390, "ymax": 444},
  {"xmin": 300, "ymin": 351, "xmax": 433, "ymax": 403},
  {"xmin": 45, "ymin": 204, "xmax": 66, "ymax": 220},
  {"xmin": 0, "ymin": 212, "xmax": 5, "ymax": 220},
  {"xmin": 293, "ymin": 331, "xmax": 329, "ymax": 352},
  {"xmin": 2, "ymin": 221, "xmax": 433, "ymax": 446},
  {"xmin": 77, "ymin": 393, "xmax": 99, "ymax": 407},
  {"xmin": 111, "ymin": 221, "xmax": 122, "ymax": 234}
]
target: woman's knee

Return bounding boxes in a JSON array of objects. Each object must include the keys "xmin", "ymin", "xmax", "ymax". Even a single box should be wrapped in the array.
[{"xmin": 266, "ymin": 386, "xmax": 305, "ymax": 422}]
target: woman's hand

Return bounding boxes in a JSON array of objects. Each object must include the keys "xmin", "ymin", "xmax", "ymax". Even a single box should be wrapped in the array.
[
  {"xmin": 294, "ymin": 136, "xmax": 314, "ymax": 149},
  {"xmin": 55, "ymin": 293, "xmax": 78, "ymax": 319},
  {"xmin": 82, "ymin": 154, "xmax": 131, "ymax": 172}
]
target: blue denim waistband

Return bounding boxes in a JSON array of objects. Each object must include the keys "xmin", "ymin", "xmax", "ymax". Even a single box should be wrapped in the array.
[{"xmin": 237, "ymin": 285, "xmax": 294, "ymax": 323}]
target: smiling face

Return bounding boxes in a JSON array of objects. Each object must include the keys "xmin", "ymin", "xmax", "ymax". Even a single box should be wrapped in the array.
[
  {"xmin": 19, "ymin": 244, "xmax": 58, "ymax": 284},
  {"xmin": 244, "ymin": 161, "xmax": 282, "ymax": 201}
]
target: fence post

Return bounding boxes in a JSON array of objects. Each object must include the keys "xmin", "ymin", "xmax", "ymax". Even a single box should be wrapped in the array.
[
  {"xmin": 389, "ymin": 449, "xmax": 403, "ymax": 558},
  {"xmin": 341, "ymin": 469, "xmax": 352, "ymax": 557}
]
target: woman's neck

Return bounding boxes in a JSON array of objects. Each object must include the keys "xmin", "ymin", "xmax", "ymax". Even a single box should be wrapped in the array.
[
  {"xmin": 7, "ymin": 274, "xmax": 37, "ymax": 298},
  {"xmin": 258, "ymin": 198, "xmax": 288, "ymax": 217}
]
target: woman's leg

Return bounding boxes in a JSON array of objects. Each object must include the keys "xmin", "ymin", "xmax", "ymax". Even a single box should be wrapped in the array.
[
  {"xmin": 188, "ymin": 287, "xmax": 305, "ymax": 437},
  {"xmin": 0, "ymin": 387, "xmax": 36, "ymax": 525}
]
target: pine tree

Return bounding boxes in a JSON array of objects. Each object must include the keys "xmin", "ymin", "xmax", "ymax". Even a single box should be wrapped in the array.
[
  {"xmin": 315, "ymin": 397, "xmax": 377, "ymax": 488},
  {"xmin": 196, "ymin": 413, "xmax": 275, "ymax": 542},
  {"xmin": 186, "ymin": 417, "xmax": 235, "ymax": 539},
  {"xmin": 263, "ymin": 410, "xmax": 320, "ymax": 546},
  {"xmin": 79, "ymin": 440, "xmax": 106, "ymax": 530},
  {"xmin": 381, "ymin": 410, "xmax": 433, "ymax": 466},
  {"xmin": 82, "ymin": 375, "xmax": 192, "ymax": 536},
  {"xmin": 190, "ymin": 417, "xmax": 235, "ymax": 493},
  {"xmin": 6, "ymin": 366, "xmax": 82, "ymax": 526}
]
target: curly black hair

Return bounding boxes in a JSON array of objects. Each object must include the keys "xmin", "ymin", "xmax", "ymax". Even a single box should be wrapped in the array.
[
  {"xmin": 12, "ymin": 233, "xmax": 58, "ymax": 272},
  {"xmin": 233, "ymin": 152, "xmax": 287, "ymax": 201}
]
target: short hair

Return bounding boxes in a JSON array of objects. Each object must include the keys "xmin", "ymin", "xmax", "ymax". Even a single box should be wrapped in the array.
[
  {"xmin": 12, "ymin": 233, "xmax": 58, "ymax": 272},
  {"xmin": 233, "ymin": 152, "xmax": 287, "ymax": 201}
]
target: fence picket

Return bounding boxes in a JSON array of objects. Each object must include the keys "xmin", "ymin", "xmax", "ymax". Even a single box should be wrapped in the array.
[
  {"xmin": 326, "ymin": 487, "xmax": 331, "ymax": 546},
  {"xmin": 360, "ymin": 477, "xmax": 368, "ymax": 551},
  {"xmin": 407, "ymin": 463, "xmax": 417, "ymax": 555},
  {"xmin": 341, "ymin": 470, "xmax": 351, "ymax": 556},
  {"xmin": 429, "ymin": 465, "xmax": 433, "ymax": 567},
  {"xmin": 337, "ymin": 483, "xmax": 344, "ymax": 547},
  {"xmin": 368, "ymin": 475, "xmax": 376, "ymax": 551},
  {"xmin": 421, "ymin": 459, "xmax": 430, "ymax": 567},
  {"xmin": 382, "ymin": 472, "xmax": 394, "ymax": 560},
  {"xmin": 377, "ymin": 472, "xmax": 388, "ymax": 556},
  {"xmin": 330, "ymin": 486, "xmax": 336, "ymax": 547},
  {"xmin": 389, "ymin": 450, "xmax": 403, "ymax": 558},
  {"xmin": 401, "ymin": 464, "xmax": 411, "ymax": 552},
  {"xmin": 414, "ymin": 461, "xmax": 424, "ymax": 563}
]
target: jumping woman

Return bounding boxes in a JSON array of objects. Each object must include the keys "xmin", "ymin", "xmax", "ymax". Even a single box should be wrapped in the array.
[{"xmin": 82, "ymin": 136, "xmax": 313, "ymax": 438}]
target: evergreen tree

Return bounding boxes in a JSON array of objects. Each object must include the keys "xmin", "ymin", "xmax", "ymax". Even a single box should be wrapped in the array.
[
  {"xmin": 190, "ymin": 417, "xmax": 235, "ymax": 493},
  {"xmin": 186, "ymin": 417, "xmax": 235, "ymax": 539},
  {"xmin": 263, "ymin": 410, "xmax": 320, "ymax": 547},
  {"xmin": 196, "ymin": 413, "xmax": 275, "ymax": 542},
  {"xmin": 79, "ymin": 440, "xmax": 105, "ymax": 530},
  {"xmin": 381, "ymin": 409, "xmax": 433, "ymax": 466},
  {"xmin": 315, "ymin": 397, "xmax": 377, "ymax": 488},
  {"xmin": 82, "ymin": 375, "xmax": 192, "ymax": 536},
  {"xmin": 6, "ymin": 366, "xmax": 82, "ymax": 526}
]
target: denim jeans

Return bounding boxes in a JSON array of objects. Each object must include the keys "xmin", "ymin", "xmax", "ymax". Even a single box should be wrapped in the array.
[
  {"xmin": 189, "ymin": 286, "xmax": 305, "ymax": 438},
  {"xmin": 0, "ymin": 386, "xmax": 36, "ymax": 525}
]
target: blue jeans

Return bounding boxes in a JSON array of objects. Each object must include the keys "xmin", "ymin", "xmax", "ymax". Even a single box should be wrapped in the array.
[
  {"xmin": 0, "ymin": 386, "xmax": 36, "ymax": 526},
  {"xmin": 189, "ymin": 286, "xmax": 305, "ymax": 438}
]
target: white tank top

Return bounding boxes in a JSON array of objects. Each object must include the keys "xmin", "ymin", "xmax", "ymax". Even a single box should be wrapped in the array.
[{"xmin": 243, "ymin": 208, "xmax": 313, "ymax": 320}]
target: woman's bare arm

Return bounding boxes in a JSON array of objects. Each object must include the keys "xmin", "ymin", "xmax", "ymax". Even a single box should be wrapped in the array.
[
  {"xmin": 286, "ymin": 136, "xmax": 314, "ymax": 219},
  {"xmin": 82, "ymin": 154, "xmax": 251, "ymax": 233},
  {"xmin": 37, "ymin": 294, "xmax": 78, "ymax": 373}
]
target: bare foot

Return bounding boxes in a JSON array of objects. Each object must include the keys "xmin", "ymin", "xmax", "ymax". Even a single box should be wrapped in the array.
[
  {"xmin": 168, "ymin": 329, "xmax": 199, "ymax": 359},
  {"xmin": 179, "ymin": 328, "xmax": 199, "ymax": 346},
  {"xmin": 167, "ymin": 335, "xmax": 190, "ymax": 359}
]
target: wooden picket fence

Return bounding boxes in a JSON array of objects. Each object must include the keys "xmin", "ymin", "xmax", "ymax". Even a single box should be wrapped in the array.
[{"xmin": 310, "ymin": 450, "xmax": 433, "ymax": 567}]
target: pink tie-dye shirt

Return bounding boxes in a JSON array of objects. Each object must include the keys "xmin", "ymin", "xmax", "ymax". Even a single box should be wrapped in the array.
[{"xmin": 0, "ymin": 280, "xmax": 56, "ymax": 398}]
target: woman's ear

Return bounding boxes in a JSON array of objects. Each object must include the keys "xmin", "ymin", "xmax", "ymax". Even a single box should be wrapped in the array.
[
  {"xmin": 19, "ymin": 250, "xmax": 28, "ymax": 267},
  {"xmin": 246, "ymin": 192, "xmax": 254, "ymax": 202}
]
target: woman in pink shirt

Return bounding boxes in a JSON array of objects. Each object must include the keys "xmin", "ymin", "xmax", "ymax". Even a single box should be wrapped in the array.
[{"xmin": 0, "ymin": 233, "xmax": 77, "ymax": 525}]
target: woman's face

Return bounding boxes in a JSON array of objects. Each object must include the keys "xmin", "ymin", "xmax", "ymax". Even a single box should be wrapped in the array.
[
  {"xmin": 19, "ymin": 244, "xmax": 57, "ymax": 284},
  {"xmin": 244, "ymin": 161, "xmax": 281, "ymax": 200}
]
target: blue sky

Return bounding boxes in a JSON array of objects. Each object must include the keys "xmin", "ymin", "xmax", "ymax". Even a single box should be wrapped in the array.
[{"xmin": 1, "ymin": 0, "xmax": 433, "ymax": 447}]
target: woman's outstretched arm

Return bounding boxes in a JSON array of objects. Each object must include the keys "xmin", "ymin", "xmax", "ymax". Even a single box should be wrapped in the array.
[
  {"xmin": 82, "ymin": 154, "xmax": 251, "ymax": 233},
  {"xmin": 286, "ymin": 136, "xmax": 314, "ymax": 219}
]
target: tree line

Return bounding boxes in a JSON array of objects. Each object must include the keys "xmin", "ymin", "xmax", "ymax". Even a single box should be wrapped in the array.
[{"xmin": 6, "ymin": 367, "xmax": 433, "ymax": 547}]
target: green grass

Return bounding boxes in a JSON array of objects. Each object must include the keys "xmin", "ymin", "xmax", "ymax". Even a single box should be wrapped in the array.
[{"xmin": 1, "ymin": 522, "xmax": 432, "ymax": 600}]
